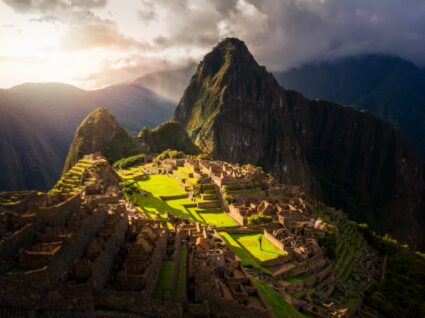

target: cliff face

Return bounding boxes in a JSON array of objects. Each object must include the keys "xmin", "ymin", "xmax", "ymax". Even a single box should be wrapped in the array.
[
  {"xmin": 174, "ymin": 38, "xmax": 425, "ymax": 248},
  {"xmin": 63, "ymin": 107, "xmax": 140, "ymax": 172}
]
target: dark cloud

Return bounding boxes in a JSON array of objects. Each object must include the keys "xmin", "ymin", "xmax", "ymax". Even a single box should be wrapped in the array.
[
  {"xmin": 136, "ymin": 0, "xmax": 425, "ymax": 70},
  {"xmin": 2, "ymin": 0, "xmax": 106, "ymax": 13}
]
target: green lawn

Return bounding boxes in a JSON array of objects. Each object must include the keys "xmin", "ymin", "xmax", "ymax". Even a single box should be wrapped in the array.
[
  {"xmin": 154, "ymin": 260, "xmax": 174, "ymax": 300},
  {"xmin": 136, "ymin": 174, "xmax": 186, "ymax": 197},
  {"xmin": 231, "ymin": 232, "xmax": 286, "ymax": 262},
  {"xmin": 132, "ymin": 193, "xmax": 196, "ymax": 220},
  {"xmin": 219, "ymin": 232, "xmax": 265, "ymax": 271},
  {"xmin": 198, "ymin": 212, "xmax": 238, "ymax": 228},
  {"xmin": 252, "ymin": 278, "xmax": 305, "ymax": 318},
  {"xmin": 175, "ymin": 244, "xmax": 187, "ymax": 302}
]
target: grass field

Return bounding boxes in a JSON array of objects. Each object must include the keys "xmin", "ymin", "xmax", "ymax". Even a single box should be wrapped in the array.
[
  {"xmin": 154, "ymin": 260, "xmax": 174, "ymax": 300},
  {"xmin": 136, "ymin": 175, "xmax": 186, "ymax": 197},
  {"xmin": 198, "ymin": 212, "xmax": 238, "ymax": 228},
  {"xmin": 219, "ymin": 232, "xmax": 265, "ymax": 271},
  {"xmin": 252, "ymin": 278, "xmax": 305, "ymax": 318},
  {"xmin": 231, "ymin": 232, "xmax": 286, "ymax": 262}
]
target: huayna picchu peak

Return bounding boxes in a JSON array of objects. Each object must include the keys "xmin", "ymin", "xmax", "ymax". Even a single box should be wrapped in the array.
[
  {"xmin": 63, "ymin": 107, "xmax": 141, "ymax": 173},
  {"xmin": 1, "ymin": 17, "xmax": 425, "ymax": 317},
  {"xmin": 175, "ymin": 37, "xmax": 425, "ymax": 250}
]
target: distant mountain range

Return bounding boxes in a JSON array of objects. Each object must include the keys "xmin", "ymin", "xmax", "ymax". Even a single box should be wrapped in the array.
[
  {"xmin": 275, "ymin": 55, "xmax": 425, "ymax": 159},
  {"xmin": 0, "ymin": 82, "xmax": 174, "ymax": 191}
]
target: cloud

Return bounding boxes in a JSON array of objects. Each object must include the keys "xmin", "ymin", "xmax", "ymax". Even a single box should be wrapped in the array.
[
  {"xmin": 2, "ymin": 0, "xmax": 106, "ymax": 13},
  {"xmin": 75, "ymin": 55, "xmax": 173, "ymax": 88},
  {"xmin": 29, "ymin": 15, "xmax": 57, "ymax": 23},
  {"xmin": 61, "ymin": 16, "xmax": 150, "ymax": 51},
  {"xmin": 128, "ymin": 0, "xmax": 425, "ymax": 71}
]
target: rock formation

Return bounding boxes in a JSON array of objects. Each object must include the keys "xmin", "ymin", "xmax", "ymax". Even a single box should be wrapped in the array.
[
  {"xmin": 174, "ymin": 37, "xmax": 425, "ymax": 248},
  {"xmin": 63, "ymin": 107, "xmax": 141, "ymax": 172}
]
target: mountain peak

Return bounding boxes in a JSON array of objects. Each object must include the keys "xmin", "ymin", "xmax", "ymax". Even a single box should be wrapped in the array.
[{"xmin": 63, "ymin": 108, "xmax": 140, "ymax": 172}]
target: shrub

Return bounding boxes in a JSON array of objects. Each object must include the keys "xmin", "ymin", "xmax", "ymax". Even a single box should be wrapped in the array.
[
  {"xmin": 154, "ymin": 149, "xmax": 186, "ymax": 162},
  {"xmin": 247, "ymin": 214, "xmax": 272, "ymax": 226},
  {"xmin": 225, "ymin": 194, "xmax": 235, "ymax": 204},
  {"xmin": 113, "ymin": 154, "xmax": 146, "ymax": 169},
  {"xmin": 197, "ymin": 153, "xmax": 212, "ymax": 160}
]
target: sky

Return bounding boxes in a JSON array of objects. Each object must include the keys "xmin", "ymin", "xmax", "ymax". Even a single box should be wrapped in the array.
[{"xmin": 1, "ymin": 0, "xmax": 425, "ymax": 89}]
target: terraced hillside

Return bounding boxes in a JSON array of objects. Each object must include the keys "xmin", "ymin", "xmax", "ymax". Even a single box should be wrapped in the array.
[{"xmin": 50, "ymin": 157, "xmax": 97, "ymax": 197}]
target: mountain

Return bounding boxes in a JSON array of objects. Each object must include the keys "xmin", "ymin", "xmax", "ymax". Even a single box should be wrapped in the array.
[
  {"xmin": 133, "ymin": 65, "xmax": 196, "ymax": 102},
  {"xmin": 174, "ymin": 37, "xmax": 425, "ymax": 249},
  {"xmin": 0, "ymin": 82, "xmax": 174, "ymax": 191},
  {"xmin": 275, "ymin": 55, "xmax": 425, "ymax": 159},
  {"xmin": 63, "ymin": 107, "xmax": 141, "ymax": 172},
  {"xmin": 136, "ymin": 121, "xmax": 199, "ymax": 155}
]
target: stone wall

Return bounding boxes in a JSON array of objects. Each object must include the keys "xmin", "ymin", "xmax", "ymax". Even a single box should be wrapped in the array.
[
  {"xmin": 94, "ymin": 290, "xmax": 182, "ymax": 318},
  {"xmin": 35, "ymin": 194, "xmax": 81, "ymax": 226},
  {"xmin": 0, "ymin": 208, "xmax": 107, "ymax": 306},
  {"xmin": 208, "ymin": 298, "xmax": 270, "ymax": 318},
  {"xmin": 263, "ymin": 229, "xmax": 284, "ymax": 251},
  {"xmin": 91, "ymin": 214, "xmax": 128, "ymax": 290},
  {"xmin": 143, "ymin": 230, "xmax": 168, "ymax": 297},
  {"xmin": 0, "ymin": 223, "xmax": 38, "ymax": 272}
]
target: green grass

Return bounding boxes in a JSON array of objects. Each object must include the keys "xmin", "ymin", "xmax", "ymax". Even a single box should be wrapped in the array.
[
  {"xmin": 284, "ymin": 273, "xmax": 310, "ymax": 284},
  {"xmin": 132, "ymin": 193, "xmax": 195, "ymax": 220},
  {"xmin": 231, "ymin": 232, "xmax": 286, "ymax": 262},
  {"xmin": 198, "ymin": 212, "xmax": 238, "ymax": 228},
  {"xmin": 175, "ymin": 244, "xmax": 187, "ymax": 302},
  {"xmin": 252, "ymin": 278, "xmax": 305, "ymax": 318},
  {"xmin": 136, "ymin": 175, "xmax": 186, "ymax": 197},
  {"xmin": 219, "ymin": 232, "xmax": 266, "ymax": 272},
  {"xmin": 154, "ymin": 261, "xmax": 174, "ymax": 300}
]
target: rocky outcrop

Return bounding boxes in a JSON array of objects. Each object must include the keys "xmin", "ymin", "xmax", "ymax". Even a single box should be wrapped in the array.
[
  {"xmin": 63, "ymin": 107, "xmax": 141, "ymax": 172},
  {"xmin": 174, "ymin": 38, "xmax": 425, "ymax": 248}
]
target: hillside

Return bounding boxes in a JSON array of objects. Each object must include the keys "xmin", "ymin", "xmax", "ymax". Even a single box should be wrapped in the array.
[
  {"xmin": 0, "ymin": 82, "xmax": 174, "ymax": 191},
  {"xmin": 136, "ymin": 121, "xmax": 199, "ymax": 155},
  {"xmin": 174, "ymin": 38, "xmax": 425, "ymax": 249},
  {"xmin": 63, "ymin": 107, "xmax": 141, "ymax": 172},
  {"xmin": 275, "ymin": 55, "xmax": 425, "ymax": 159}
]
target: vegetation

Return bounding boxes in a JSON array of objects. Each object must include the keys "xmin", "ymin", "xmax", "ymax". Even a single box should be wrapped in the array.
[
  {"xmin": 113, "ymin": 154, "xmax": 145, "ymax": 169},
  {"xmin": 219, "ymin": 232, "xmax": 285, "ymax": 269},
  {"xmin": 358, "ymin": 225, "xmax": 425, "ymax": 318},
  {"xmin": 219, "ymin": 232, "xmax": 265, "ymax": 271},
  {"xmin": 175, "ymin": 244, "xmax": 187, "ymax": 302},
  {"xmin": 138, "ymin": 121, "xmax": 199, "ymax": 155},
  {"xmin": 154, "ymin": 260, "xmax": 174, "ymax": 300},
  {"xmin": 251, "ymin": 278, "xmax": 305, "ymax": 318},
  {"xmin": 197, "ymin": 212, "xmax": 238, "ymax": 228},
  {"xmin": 247, "ymin": 214, "xmax": 272, "ymax": 226},
  {"xmin": 154, "ymin": 149, "xmax": 186, "ymax": 162}
]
